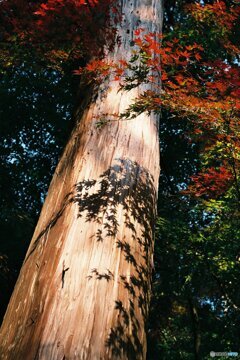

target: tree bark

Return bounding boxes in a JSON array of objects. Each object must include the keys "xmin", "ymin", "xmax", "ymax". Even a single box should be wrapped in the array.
[
  {"xmin": 0, "ymin": 1, "xmax": 163, "ymax": 359},
  {"xmin": 188, "ymin": 298, "xmax": 201, "ymax": 360}
]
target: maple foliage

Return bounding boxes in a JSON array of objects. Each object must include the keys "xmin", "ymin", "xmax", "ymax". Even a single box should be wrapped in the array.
[
  {"xmin": 186, "ymin": 1, "xmax": 240, "ymax": 32},
  {"xmin": 0, "ymin": 0, "xmax": 115, "ymax": 70},
  {"xmin": 185, "ymin": 166, "xmax": 234, "ymax": 198}
]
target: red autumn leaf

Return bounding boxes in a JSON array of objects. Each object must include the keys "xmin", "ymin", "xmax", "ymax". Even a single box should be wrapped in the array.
[
  {"xmin": 134, "ymin": 28, "xmax": 144, "ymax": 36},
  {"xmin": 194, "ymin": 52, "xmax": 202, "ymax": 61},
  {"xmin": 161, "ymin": 72, "xmax": 168, "ymax": 81}
]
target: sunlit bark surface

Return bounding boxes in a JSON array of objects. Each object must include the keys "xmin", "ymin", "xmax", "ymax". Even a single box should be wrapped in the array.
[{"xmin": 0, "ymin": 1, "xmax": 162, "ymax": 359}]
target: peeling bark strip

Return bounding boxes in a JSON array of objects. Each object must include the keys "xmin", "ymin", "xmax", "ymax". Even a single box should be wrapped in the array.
[{"xmin": 0, "ymin": 1, "xmax": 162, "ymax": 359}]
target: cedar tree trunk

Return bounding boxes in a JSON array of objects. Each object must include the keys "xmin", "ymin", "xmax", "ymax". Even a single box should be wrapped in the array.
[{"xmin": 0, "ymin": 0, "xmax": 163, "ymax": 359}]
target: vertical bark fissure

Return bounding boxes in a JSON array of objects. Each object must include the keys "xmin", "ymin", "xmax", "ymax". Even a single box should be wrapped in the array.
[
  {"xmin": 0, "ymin": 1, "xmax": 163, "ymax": 359},
  {"xmin": 188, "ymin": 298, "xmax": 201, "ymax": 360}
]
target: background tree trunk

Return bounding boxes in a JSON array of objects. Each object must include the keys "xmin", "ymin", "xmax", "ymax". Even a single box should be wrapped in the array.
[
  {"xmin": 188, "ymin": 298, "xmax": 201, "ymax": 360},
  {"xmin": 0, "ymin": 1, "xmax": 163, "ymax": 359}
]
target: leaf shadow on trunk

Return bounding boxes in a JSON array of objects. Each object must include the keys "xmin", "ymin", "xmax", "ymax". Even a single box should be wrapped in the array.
[
  {"xmin": 74, "ymin": 158, "xmax": 157, "ymax": 358},
  {"xmin": 25, "ymin": 158, "xmax": 156, "ymax": 359}
]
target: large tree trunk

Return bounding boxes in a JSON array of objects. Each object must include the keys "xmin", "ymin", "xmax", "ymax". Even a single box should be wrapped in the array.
[{"xmin": 0, "ymin": 1, "xmax": 162, "ymax": 359}]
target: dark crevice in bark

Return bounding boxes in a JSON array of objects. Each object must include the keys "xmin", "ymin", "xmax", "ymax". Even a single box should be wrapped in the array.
[{"xmin": 25, "ymin": 193, "xmax": 74, "ymax": 263}]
